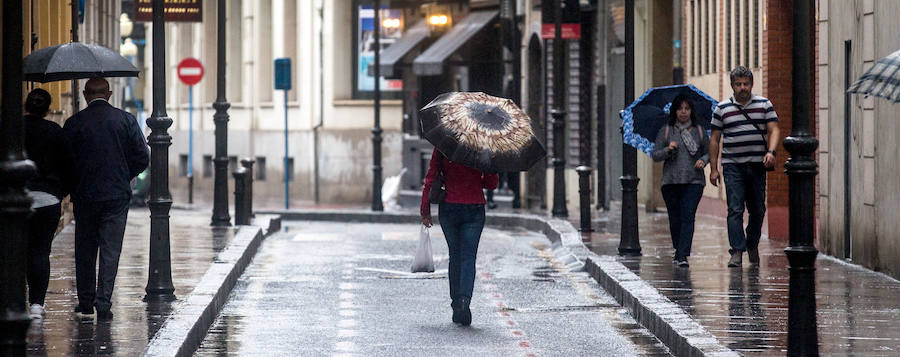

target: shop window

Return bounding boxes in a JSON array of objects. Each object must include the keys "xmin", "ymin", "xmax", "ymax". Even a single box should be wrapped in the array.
[
  {"xmin": 255, "ymin": 156, "xmax": 267, "ymax": 181},
  {"xmin": 203, "ymin": 155, "xmax": 213, "ymax": 178}
]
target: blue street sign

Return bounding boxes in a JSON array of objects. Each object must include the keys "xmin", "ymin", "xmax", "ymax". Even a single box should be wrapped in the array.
[{"xmin": 274, "ymin": 58, "xmax": 292, "ymax": 90}]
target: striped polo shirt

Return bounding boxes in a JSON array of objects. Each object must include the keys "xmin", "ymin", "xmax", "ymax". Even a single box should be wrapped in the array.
[{"xmin": 711, "ymin": 95, "xmax": 778, "ymax": 164}]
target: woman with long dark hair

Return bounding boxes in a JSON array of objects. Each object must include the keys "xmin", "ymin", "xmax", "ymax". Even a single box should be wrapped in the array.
[
  {"xmin": 420, "ymin": 148, "xmax": 499, "ymax": 326},
  {"xmin": 651, "ymin": 94, "xmax": 709, "ymax": 267},
  {"xmin": 24, "ymin": 88, "xmax": 70, "ymax": 319}
]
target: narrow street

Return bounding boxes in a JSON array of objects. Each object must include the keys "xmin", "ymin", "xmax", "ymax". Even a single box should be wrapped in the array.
[{"xmin": 195, "ymin": 221, "xmax": 671, "ymax": 356}]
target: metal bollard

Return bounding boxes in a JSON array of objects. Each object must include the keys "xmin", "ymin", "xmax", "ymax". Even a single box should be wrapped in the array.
[
  {"xmin": 240, "ymin": 158, "xmax": 255, "ymax": 218},
  {"xmin": 233, "ymin": 167, "xmax": 248, "ymax": 225},
  {"xmin": 575, "ymin": 166, "xmax": 593, "ymax": 232}
]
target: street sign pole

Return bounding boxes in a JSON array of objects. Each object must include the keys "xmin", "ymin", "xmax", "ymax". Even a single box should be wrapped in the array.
[
  {"xmin": 274, "ymin": 58, "xmax": 293, "ymax": 210},
  {"xmin": 177, "ymin": 57, "xmax": 203, "ymax": 206},
  {"xmin": 188, "ymin": 85, "xmax": 194, "ymax": 204},
  {"xmin": 284, "ymin": 89, "xmax": 289, "ymax": 209}
]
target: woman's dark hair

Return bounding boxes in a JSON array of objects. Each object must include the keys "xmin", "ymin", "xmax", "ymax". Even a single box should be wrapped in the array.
[
  {"xmin": 667, "ymin": 94, "xmax": 698, "ymax": 127},
  {"xmin": 25, "ymin": 88, "xmax": 52, "ymax": 117}
]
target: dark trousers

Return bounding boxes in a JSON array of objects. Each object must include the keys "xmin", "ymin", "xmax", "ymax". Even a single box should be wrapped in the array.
[
  {"xmin": 27, "ymin": 203, "xmax": 62, "ymax": 305},
  {"xmin": 486, "ymin": 173, "xmax": 521, "ymax": 207},
  {"xmin": 73, "ymin": 199, "xmax": 130, "ymax": 312},
  {"xmin": 660, "ymin": 184, "xmax": 704, "ymax": 256},
  {"xmin": 723, "ymin": 163, "xmax": 767, "ymax": 254},
  {"xmin": 438, "ymin": 203, "xmax": 486, "ymax": 300}
]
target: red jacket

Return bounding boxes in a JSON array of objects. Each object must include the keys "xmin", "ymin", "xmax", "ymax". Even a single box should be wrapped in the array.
[{"xmin": 420, "ymin": 148, "xmax": 499, "ymax": 217}]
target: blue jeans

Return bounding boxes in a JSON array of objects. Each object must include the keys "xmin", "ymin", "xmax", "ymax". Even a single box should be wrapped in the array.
[
  {"xmin": 438, "ymin": 203, "xmax": 486, "ymax": 300},
  {"xmin": 723, "ymin": 163, "xmax": 767, "ymax": 254},
  {"xmin": 660, "ymin": 184, "xmax": 704, "ymax": 256}
]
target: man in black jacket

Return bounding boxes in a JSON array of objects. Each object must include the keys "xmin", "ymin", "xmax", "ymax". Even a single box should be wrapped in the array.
[{"xmin": 63, "ymin": 77, "xmax": 149, "ymax": 321}]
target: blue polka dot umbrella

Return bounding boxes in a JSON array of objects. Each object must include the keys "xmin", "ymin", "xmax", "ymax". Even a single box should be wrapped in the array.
[
  {"xmin": 622, "ymin": 84, "xmax": 718, "ymax": 156},
  {"xmin": 419, "ymin": 92, "xmax": 546, "ymax": 173}
]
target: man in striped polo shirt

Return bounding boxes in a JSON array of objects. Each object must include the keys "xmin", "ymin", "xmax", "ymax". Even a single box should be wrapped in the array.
[{"xmin": 709, "ymin": 66, "xmax": 780, "ymax": 268}]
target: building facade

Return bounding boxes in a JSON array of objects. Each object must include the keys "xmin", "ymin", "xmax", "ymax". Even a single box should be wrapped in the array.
[
  {"xmin": 817, "ymin": 0, "xmax": 900, "ymax": 278},
  {"xmin": 145, "ymin": 0, "xmax": 404, "ymax": 208},
  {"xmin": 681, "ymin": 0, "xmax": 806, "ymax": 240}
]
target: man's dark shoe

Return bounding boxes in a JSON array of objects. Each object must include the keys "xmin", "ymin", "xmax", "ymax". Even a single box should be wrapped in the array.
[
  {"xmin": 677, "ymin": 256, "xmax": 690, "ymax": 267},
  {"xmin": 451, "ymin": 299, "xmax": 461, "ymax": 324},
  {"xmin": 458, "ymin": 297, "xmax": 472, "ymax": 326},
  {"xmin": 728, "ymin": 252, "xmax": 743, "ymax": 267},
  {"xmin": 96, "ymin": 309, "xmax": 114, "ymax": 321},
  {"xmin": 487, "ymin": 202, "xmax": 498, "ymax": 210},
  {"xmin": 75, "ymin": 306, "xmax": 94, "ymax": 322},
  {"xmin": 748, "ymin": 248, "xmax": 760, "ymax": 265}
]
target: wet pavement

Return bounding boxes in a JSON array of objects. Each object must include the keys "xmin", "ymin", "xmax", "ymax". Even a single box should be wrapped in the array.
[
  {"xmin": 195, "ymin": 221, "xmax": 673, "ymax": 356},
  {"xmin": 25, "ymin": 207, "xmax": 236, "ymax": 356},
  {"xmin": 583, "ymin": 207, "xmax": 900, "ymax": 355}
]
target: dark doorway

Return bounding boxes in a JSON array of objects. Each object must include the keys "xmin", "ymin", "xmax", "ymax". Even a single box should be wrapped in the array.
[{"xmin": 525, "ymin": 35, "xmax": 546, "ymax": 210}]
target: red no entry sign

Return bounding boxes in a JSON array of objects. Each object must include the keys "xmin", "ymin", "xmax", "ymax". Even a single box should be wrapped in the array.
[{"xmin": 177, "ymin": 57, "xmax": 204, "ymax": 86}]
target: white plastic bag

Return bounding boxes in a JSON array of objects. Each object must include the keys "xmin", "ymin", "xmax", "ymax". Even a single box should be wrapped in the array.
[
  {"xmin": 411, "ymin": 226, "xmax": 435, "ymax": 273},
  {"xmin": 381, "ymin": 168, "xmax": 407, "ymax": 212}
]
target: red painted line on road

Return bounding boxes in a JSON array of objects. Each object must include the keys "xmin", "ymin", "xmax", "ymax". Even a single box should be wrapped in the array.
[
  {"xmin": 493, "ymin": 293, "xmax": 502, "ymax": 298},
  {"xmin": 500, "ymin": 312, "xmax": 510, "ymax": 317},
  {"xmin": 519, "ymin": 341, "xmax": 531, "ymax": 348},
  {"xmin": 513, "ymin": 330, "xmax": 524, "ymax": 336},
  {"xmin": 507, "ymin": 320, "xmax": 516, "ymax": 326},
  {"xmin": 497, "ymin": 302, "xmax": 505, "ymax": 307},
  {"xmin": 526, "ymin": 354, "xmax": 538, "ymax": 357}
]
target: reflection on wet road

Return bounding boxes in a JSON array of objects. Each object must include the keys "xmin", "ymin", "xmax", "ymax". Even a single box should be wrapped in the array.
[
  {"xmin": 584, "ymin": 210, "xmax": 900, "ymax": 355},
  {"xmin": 196, "ymin": 221, "xmax": 672, "ymax": 356},
  {"xmin": 25, "ymin": 208, "xmax": 234, "ymax": 356}
]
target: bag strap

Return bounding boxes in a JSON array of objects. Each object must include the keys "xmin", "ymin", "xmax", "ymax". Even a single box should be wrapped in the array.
[
  {"xmin": 665, "ymin": 125, "xmax": 670, "ymax": 142},
  {"xmin": 735, "ymin": 105, "xmax": 769, "ymax": 145}
]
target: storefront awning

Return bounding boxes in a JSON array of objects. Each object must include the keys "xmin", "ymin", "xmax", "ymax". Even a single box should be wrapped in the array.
[
  {"xmin": 412, "ymin": 10, "xmax": 499, "ymax": 76},
  {"xmin": 371, "ymin": 20, "xmax": 429, "ymax": 78}
]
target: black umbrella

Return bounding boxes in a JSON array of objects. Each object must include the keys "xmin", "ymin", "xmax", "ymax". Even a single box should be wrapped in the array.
[
  {"xmin": 24, "ymin": 42, "xmax": 139, "ymax": 83},
  {"xmin": 419, "ymin": 92, "xmax": 546, "ymax": 173}
]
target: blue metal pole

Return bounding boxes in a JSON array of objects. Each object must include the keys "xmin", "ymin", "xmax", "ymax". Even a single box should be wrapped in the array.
[
  {"xmin": 189, "ymin": 86, "xmax": 194, "ymax": 177},
  {"xmin": 188, "ymin": 85, "xmax": 194, "ymax": 204},
  {"xmin": 284, "ymin": 89, "xmax": 289, "ymax": 209}
]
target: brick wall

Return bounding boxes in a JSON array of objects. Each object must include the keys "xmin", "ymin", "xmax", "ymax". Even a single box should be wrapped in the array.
[
  {"xmin": 763, "ymin": 0, "xmax": 793, "ymax": 240},
  {"xmin": 762, "ymin": 0, "xmax": 817, "ymax": 240}
]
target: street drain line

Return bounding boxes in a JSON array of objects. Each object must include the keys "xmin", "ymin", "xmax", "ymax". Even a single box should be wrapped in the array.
[{"xmin": 499, "ymin": 304, "xmax": 621, "ymax": 313}]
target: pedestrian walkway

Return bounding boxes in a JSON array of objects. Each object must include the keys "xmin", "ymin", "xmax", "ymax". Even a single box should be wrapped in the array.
[
  {"xmin": 25, "ymin": 207, "xmax": 237, "ymax": 356},
  {"xmin": 583, "ymin": 206, "xmax": 900, "ymax": 355},
  {"xmin": 195, "ymin": 220, "xmax": 672, "ymax": 356}
]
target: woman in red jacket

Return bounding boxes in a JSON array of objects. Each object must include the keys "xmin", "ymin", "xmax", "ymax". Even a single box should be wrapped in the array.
[{"xmin": 420, "ymin": 148, "xmax": 499, "ymax": 326}]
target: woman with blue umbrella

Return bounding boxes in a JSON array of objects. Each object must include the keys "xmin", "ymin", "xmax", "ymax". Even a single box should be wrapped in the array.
[
  {"xmin": 650, "ymin": 94, "xmax": 710, "ymax": 267},
  {"xmin": 623, "ymin": 84, "xmax": 716, "ymax": 266}
]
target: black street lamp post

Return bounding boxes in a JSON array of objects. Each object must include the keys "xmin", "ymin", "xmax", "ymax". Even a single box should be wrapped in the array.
[
  {"xmin": 144, "ymin": 0, "xmax": 176, "ymax": 302},
  {"xmin": 784, "ymin": 0, "xmax": 819, "ymax": 354},
  {"xmin": 211, "ymin": 0, "xmax": 232, "ymax": 226},
  {"xmin": 0, "ymin": 2, "xmax": 37, "ymax": 353},
  {"xmin": 619, "ymin": 0, "xmax": 641, "ymax": 256},
  {"xmin": 372, "ymin": 0, "xmax": 384, "ymax": 212},
  {"xmin": 550, "ymin": 0, "xmax": 568, "ymax": 218}
]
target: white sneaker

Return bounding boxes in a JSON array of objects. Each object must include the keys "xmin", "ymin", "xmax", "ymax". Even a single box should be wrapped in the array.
[{"xmin": 29, "ymin": 304, "xmax": 45, "ymax": 319}]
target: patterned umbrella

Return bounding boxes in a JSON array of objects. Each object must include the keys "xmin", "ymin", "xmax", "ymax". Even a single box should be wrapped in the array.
[
  {"xmin": 24, "ymin": 42, "xmax": 139, "ymax": 83},
  {"xmin": 847, "ymin": 48, "xmax": 900, "ymax": 103},
  {"xmin": 419, "ymin": 92, "xmax": 546, "ymax": 173},
  {"xmin": 622, "ymin": 84, "xmax": 718, "ymax": 156}
]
